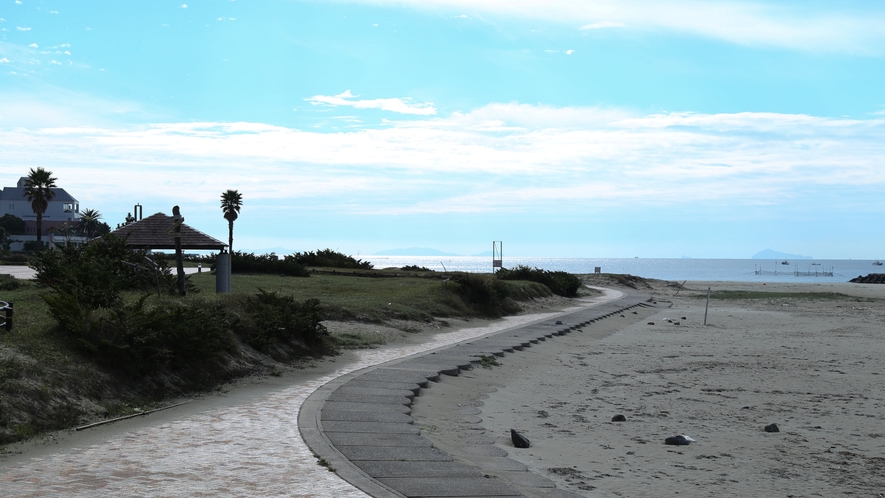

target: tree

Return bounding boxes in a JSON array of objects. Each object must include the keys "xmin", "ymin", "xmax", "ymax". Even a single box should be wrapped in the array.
[
  {"xmin": 116, "ymin": 212, "xmax": 137, "ymax": 229},
  {"xmin": 220, "ymin": 189, "xmax": 243, "ymax": 253},
  {"xmin": 0, "ymin": 214, "xmax": 25, "ymax": 236},
  {"xmin": 77, "ymin": 208, "xmax": 103, "ymax": 239},
  {"xmin": 23, "ymin": 167, "xmax": 57, "ymax": 251}
]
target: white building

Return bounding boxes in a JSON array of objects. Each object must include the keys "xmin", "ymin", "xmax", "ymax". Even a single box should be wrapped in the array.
[{"xmin": 0, "ymin": 177, "xmax": 83, "ymax": 249}]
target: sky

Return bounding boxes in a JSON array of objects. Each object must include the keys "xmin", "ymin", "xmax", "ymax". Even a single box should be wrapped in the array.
[{"xmin": 1, "ymin": 0, "xmax": 884, "ymax": 258}]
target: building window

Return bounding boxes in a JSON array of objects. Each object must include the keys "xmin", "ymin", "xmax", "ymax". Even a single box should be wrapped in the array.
[{"xmin": 63, "ymin": 203, "xmax": 75, "ymax": 213}]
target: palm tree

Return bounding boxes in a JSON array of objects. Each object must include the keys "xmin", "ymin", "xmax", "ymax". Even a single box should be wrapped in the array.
[
  {"xmin": 23, "ymin": 167, "xmax": 57, "ymax": 250},
  {"xmin": 77, "ymin": 208, "xmax": 103, "ymax": 239},
  {"xmin": 220, "ymin": 190, "xmax": 243, "ymax": 253}
]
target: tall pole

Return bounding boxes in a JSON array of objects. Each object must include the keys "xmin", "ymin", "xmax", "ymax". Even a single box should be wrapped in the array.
[{"xmin": 172, "ymin": 206, "xmax": 186, "ymax": 296}]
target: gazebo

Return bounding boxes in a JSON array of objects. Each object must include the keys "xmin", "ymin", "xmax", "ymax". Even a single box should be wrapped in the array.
[
  {"xmin": 110, "ymin": 212, "xmax": 230, "ymax": 292},
  {"xmin": 110, "ymin": 212, "xmax": 227, "ymax": 251}
]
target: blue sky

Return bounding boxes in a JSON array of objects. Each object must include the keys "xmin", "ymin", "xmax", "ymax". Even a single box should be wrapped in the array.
[{"xmin": 2, "ymin": 1, "xmax": 884, "ymax": 258}]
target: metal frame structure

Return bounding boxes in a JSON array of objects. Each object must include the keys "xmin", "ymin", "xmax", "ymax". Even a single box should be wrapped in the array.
[{"xmin": 492, "ymin": 241, "xmax": 502, "ymax": 272}]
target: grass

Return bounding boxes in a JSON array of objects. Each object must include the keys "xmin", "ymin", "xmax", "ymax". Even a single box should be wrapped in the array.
[
  {"xmin": 0, "ymin": 268, "xmax": 564, "ymax": 445},
  {"xmin": 475, "ymin": 355, "xmax": 502, "ymax": 369},
  {"xmin": 334, "ymin": 332, "xmax": 387, "ymax": 349},
  {"xmin": 699, "ymin": 290, "xmax": 869, "ymax": 301},
  {"xmin": 186, "ymin": 271, "xmax": 551, "ymax": 322}
]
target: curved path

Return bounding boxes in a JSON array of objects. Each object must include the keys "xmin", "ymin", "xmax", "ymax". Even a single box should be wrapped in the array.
[
  {"xmin": 300, "ymin": 289, "xmax": 657, "ymax": 497},
  {"xmin": 0, "ymin": 288, "xmax": 641, "ymax": 497}
]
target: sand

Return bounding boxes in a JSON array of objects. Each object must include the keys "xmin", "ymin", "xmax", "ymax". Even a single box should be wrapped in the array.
[{"xmin": 411, "ymin": 280, "xmax": 885, "ymax": 497}]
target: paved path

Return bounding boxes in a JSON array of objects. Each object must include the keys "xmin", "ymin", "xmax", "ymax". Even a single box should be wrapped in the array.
[
  {"xmin": 0, "ymin": 266, "xmax": 203, "ymax": 280},
  {"xmin": 301, "ymin": 291, "xmax": 656, "ymax": 497},
  {"xmin": 0, "ymin": 289, "xmax": 631, "ymax": 497}
]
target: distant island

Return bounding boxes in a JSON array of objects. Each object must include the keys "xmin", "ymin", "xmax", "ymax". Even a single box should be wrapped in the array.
[
  {"xmin": 752, "ymin": 249, "xmax": 813, "ymax": 260},
  {"xmin": 374, "ymin": 247, "xmax": 461, "ymax": 256}
]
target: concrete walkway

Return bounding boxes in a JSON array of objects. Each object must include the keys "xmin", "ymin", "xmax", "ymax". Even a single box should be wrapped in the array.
[
  {"xmin": 301, "ymin": 292, "xmax": 656, "ymax": 497},
  {"xmin": 0, "ymin": 265, "xmax": 203, "ymax": 280}
]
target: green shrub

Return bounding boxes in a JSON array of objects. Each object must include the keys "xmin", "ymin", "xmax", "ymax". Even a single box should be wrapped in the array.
[
  {"xmin": 229, "ymin": 252, "xmax": 310, "ymax": 276},
  {"xmin": 238, "ymin": 290, "xmax": 333, "ymax": 353},
  {"xmin": 450, "ymin": 273, "xmax": 520, "ymax": 317},
  {"xmin": 44, "ymin": 293, "xmax": 232, "ymax": 374},
  {"xmin": 290, "ymin": 248, "xmax": 372, "ymax": 269},
  {"xmin": 0, "ymin": 273, "xmax": 23, "ymax": 291},
  {"xmin": 401, "ymin": 265, "xmax": 432, "ymax": 272},
  {"xmin": 32, "ymin": 233, "xmax": 189, "ymax": 308},
  {"xmin": 0, "ymin": 252, "xmax": 29, "ymax": 264},
  {"xmin": 0, "ymin": 214, "xmax": 25, "ymax": 235},
  {"xmin": 496, "ymin": 265, "xmax": 583, "ymax": 297}
]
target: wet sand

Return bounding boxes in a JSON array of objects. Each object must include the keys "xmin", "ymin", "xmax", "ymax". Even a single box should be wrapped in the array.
[{"xmin": 412, "ymin": 280, "xmax": 885, "ymax": 497}]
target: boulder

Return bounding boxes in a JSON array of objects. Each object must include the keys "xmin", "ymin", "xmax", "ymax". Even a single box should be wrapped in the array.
[{"xmin": 511, "ymin": 429, "xmax": 531, "ymax": 448}]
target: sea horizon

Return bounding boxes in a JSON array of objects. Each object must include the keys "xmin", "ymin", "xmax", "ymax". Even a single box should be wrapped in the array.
[{"xmin": 360, "ymin": 256, "xmax": 881, "ymax": 283}]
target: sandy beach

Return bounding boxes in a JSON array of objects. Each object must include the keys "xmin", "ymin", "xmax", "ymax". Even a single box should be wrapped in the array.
[
  {"xmin": 4, "ymin": 278, "xmax": 884, "ymax": 497},
  {"xmin": 411, "ymin": 280, "xmax": 885, "ymax": 497}
]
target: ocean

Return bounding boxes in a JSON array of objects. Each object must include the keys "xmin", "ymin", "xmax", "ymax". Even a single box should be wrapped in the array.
[{"xmin": 360, "ymin": 256, "xmax": 882, "ymax": 283}]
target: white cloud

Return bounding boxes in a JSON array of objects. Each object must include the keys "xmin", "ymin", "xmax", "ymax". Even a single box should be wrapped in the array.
[
  {"xmin": 306, "ymin": 90, "xmax": 437, "ymax": 116},
  {"xmin": 60, "ymin": 43, "xmax": 70, "ymax": 47},
  {"xmin": 49, "ymin": 59, "xmax": 61, "ymax": 65},
  {"xmin": 16, "ymin": 26, "xmax": 31, "ymax": 31},
  {"xmin": 346, "ymin": 0, "xmax": 885, "ymax": 53},
  {"xmin": 0, "ymin": 18, "xmax": 6, "ymax": 22},
  {"xmin": 580, "ymin": 21, "xmax": 625, "ymax": 30},
  {"xmin": 3, "ymin": 102, "xmax": 883, "ymax": 221},
  {"xmin": 15, "ymin": 0, "xmax": 21, "ymax": 4},
  {"xmin": 28, "ymin": 43, "xmax": 38, "ymax": 48},
  {"xmin": 0, "ymin": 58, "xmax": 9, "ymax": 63},
  {"xmin": 180, "ymin": 4, "xmax": 187, "ymax": 8},
  {"xmin": 49, "ymin": 10, "xmax": 59, "ymax": 14},
  {"xmin": 565, "ymin": 49, "xmax": 574, "ymax": 55}
]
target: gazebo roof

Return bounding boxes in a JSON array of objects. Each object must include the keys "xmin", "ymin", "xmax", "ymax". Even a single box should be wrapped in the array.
[{"xmin": 110, "ymin": 212, "xmax": 227, "ymax": 250}]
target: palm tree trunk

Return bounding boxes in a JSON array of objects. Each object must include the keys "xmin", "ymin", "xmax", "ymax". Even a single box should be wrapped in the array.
[
  {"xmin": 36, "ymin": 213, "xmax": 43, "ymax": 250},
  {"xmin": 228, "ymin": 219, "xmax": 234, "ymax": 253}
]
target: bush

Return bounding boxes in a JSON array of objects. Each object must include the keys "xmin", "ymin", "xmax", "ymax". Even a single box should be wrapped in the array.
[
  {"xmin": 0, "ymin": 253, "xmax": 30, "ymax": 264},
  {"xmin": 229, "ymin": 252, "xmax": 310, "ymax": 276},
  {"xmin": 496, "ymin": 265, "xmax": 583, "ymax": 297},
  {"xmin": 32, "ymin": 233, "xmax": 188, "ymax": 309},
  {"xmin": 0, "ymin": 214, "xmax": 25, "ymax": 236},
  {"xmin": 290, "ymin": 249, "xmax": 372, "ymax": 269},
  {"xmin": 44, "ymin": 293, "xmax": 232, "ymax": 374},
  {"xmin": 401, "ymin": 265, "xmax": 432, "ymax": 272},
  {"xmin": 0, "ymin": 273, "xmax": 23, "ymax": 291},
  {"xmin": 238, "ymin": 290, "xmax": 333, "ymax": 353},
  {"xmin": 450, "ymin": 273, "xmax": 520, "ymax": 317}
]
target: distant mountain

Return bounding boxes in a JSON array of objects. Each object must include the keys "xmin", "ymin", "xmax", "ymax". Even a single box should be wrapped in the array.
[
  {"xmin": 752, "ymin": 249, "xmax": 813, "ymax": 260},
  {"xmin": 374, "ymin": 247, "xmax": 461, "ymax": 256}
]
